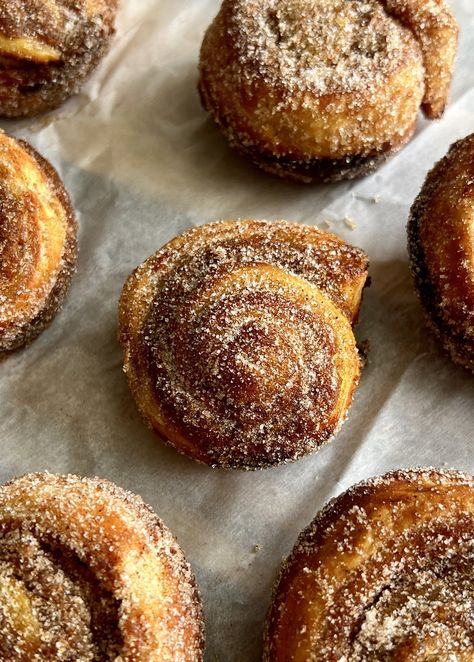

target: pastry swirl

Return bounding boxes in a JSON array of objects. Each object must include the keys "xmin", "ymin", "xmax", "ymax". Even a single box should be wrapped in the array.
[
  {"xmin": 408, "ymin": 133, "xmax": 474, "ymax": 372},
  {"xmin": 119, "ymin": 220, "xmax": 368, "ymax": 469},
  {"xmin": 0, "ymin": 472, "xmax": 204, "ymax": 661},
  {"xmin": 0, "ymin": 0, "xmax": 118, "ymax": 117},
  {"xmin": 265, "ymin": 468, "xmax": 474, "ymax": 661},
  {"xmin": 0, "ymin": 131, "xmax": 77, "ymax": 358},
  {"xmin": 199, "ymin": 0, "xmax": 458, "ymax": 183}
]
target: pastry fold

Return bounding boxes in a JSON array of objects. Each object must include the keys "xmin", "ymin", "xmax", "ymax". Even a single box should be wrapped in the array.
[{"xmin": 119, "ymin": 220, "xmax": 369, "ymax": 469}]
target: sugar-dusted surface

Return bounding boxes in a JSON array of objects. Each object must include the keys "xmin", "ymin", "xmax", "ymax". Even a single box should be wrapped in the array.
[
  {"xmin": 265, "ymin": 468, "xmax": 474, "ymax": 660},
  {"xmin": 408, "ymin": 132, "xmax": 474, "ymax": 372},
  {"xmin": 218, "ymin": 0, "xmax": 418, "ymax": 97},
  {"xmin": 0, "ymin": 0, "xmax": 473, "ymax": 660},
  {"xmin": 0, "ymin": 472, "xmax": 204, "ymax": 661},
  {"xmin": 119, "ymin": 220, "xmax": 368, "ymax": 469},
  {"xmin": 0, "ymin": 0, "xmax": 119, "ymax": 117}
]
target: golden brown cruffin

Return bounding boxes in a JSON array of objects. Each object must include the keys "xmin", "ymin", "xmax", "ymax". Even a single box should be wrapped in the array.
[
  {"xmin": 0, "ymin": 472, "xmax": 205, "ymax": 661},
  {"xmin": 199, "ymin": 0, "xmax": 458, "ymax": 183},
  {"xmin": 264, "ymin": 467, "xmax": 474, "ymax": 661},
  {"xmin": 408, "ymin": 133, "xmax": 474, "ymax": 372},
  {"xmin": 0, "ymin": 0, "xmax": 119, "ymax": 118},
  {"xmin": 118, "ymin": 219, "xmax": 369, "ymax": 469},
  {"xmin": 0, "ymin": 131, "xmax": 77, "ymax": 359}
]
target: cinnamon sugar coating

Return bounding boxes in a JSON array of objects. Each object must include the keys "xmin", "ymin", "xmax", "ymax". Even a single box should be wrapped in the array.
[
  {"xmin": 0, "ymin": 472, "xmax": 205, "ymax": 661},
  {"xmin": 0, "ymin": 131, "xmax": 77, "ymax": 358},
  {"xmin": 118, "ymin": 220, "xmax": 369, "ymax": 469},
  {"xmin": 408, "ymin": 133, "xmax": 474, "ymax": 372},
  {"xmin": 0, "ymin": 0, "xmax": 119, "ymax": 117},
  {"xmin": 264, "ymin": 467, "xmax": 474, "ymax": 661},
  {"xmin": 199, "ymin": 0, "xmax": 458, "ymax": 183}
]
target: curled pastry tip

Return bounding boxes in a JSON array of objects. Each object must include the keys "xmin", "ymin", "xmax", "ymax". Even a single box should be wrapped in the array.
[
  {"xmin": 0, "ymin": 131, "xmax": 77, "ymax": 358},
  {"xmin": 0, "ymin": 472, "xmax": 205, "ymax": 661},
  {"xmin": 119, "ymin": 219, "xmax": 369, "ymax": 469},
  {"xmin": 408, "ymin": 133, "xmax": 474, "ymax": 373},
  {"xmin": 199, "ymin": 0, "xmax": 458, "ymax": 183},
  {"xmin": 264, "ymin": 466, "xmax": 474, "ymax": 661},
  {"xmin": 378, "ymin": 0, "xmax": 459, "ymax": 120}
]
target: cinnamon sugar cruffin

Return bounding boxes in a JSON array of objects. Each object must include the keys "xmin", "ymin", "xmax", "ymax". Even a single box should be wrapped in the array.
[
  {"xmin": 408, "ymin": 133, "xmax": 474, "ymax": 373},
  {"xmin": 0, "ymin": 473, "xmax": 204, "ymax": 661},
  {"xmin": 0, "ymin": 0, "xmax": 119, "ymax": 117},
  {"xmin": 199, "ymin": 0, "xmax": 458, "ymax": 183},
  {"xmin": 265, "ymin": 468, "xmax": 474, "ymax": 661},
  {"xmin": 118, "ymin": 220, "xmax": 369, "ymax": 470},
  {"xmin": 0, "ymin": 131, "xmax": 77, "ymax": 358}
]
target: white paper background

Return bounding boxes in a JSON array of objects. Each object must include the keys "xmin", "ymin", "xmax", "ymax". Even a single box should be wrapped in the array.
[{"xmin": 1, "ymin": 1, "xmax": 474, "ymax": 659}]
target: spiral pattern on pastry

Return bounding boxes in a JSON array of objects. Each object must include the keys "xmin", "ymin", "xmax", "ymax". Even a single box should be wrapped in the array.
[
  {"xmin": 0, "ymin": 131, "xmax": 77, "ymax": 358},
  {"xmin": 265, "ymin": 468, "xmax": 474, "ymax": 661},
  {"xmin": 408, "ymin": 133, "xmax": 474, "ymax": 373},
  {"xmin": 0, "ymin": 0, "xmax": 118, "ymax": 117},
  {"xmin": 119, "ymin": 220, "xmax": 368, "ymax": 469},
  {"xmin": 199, "ymin": 0, "xmax": 458, "ymax": 183},
  {"xmin": 0, "ymin": 472, "xmax": 204, "ymax": 661}
]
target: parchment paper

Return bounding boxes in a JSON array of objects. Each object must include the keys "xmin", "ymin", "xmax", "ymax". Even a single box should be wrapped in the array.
[{"xmin": 1, "ymin": 1, "xmax": 474, "ymax": 659}]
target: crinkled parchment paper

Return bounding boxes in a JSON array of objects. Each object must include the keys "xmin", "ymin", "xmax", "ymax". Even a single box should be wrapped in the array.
[{"xmin": 1, "ymin": 1, "xmax": 474, "ymax": 659}]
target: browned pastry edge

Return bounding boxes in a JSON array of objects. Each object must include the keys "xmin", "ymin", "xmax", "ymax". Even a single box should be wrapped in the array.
[
  {"xmin": 263, "ymin": 467, "xmax": 474, "ymax": 661},
  {"xmin": 407, "ymin": 135, "xmax": 474, "ymax": 372},
  {"xmin": 199, "ymin": 79, "xmax": 414, "ymax": 183},
  {"xmin": 0, "ymin": 140, "xmax": 77, "ymax": 359},
  {"xmin": 0, "ymin": 3, "xmax": 118, "ymax": 118}
]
